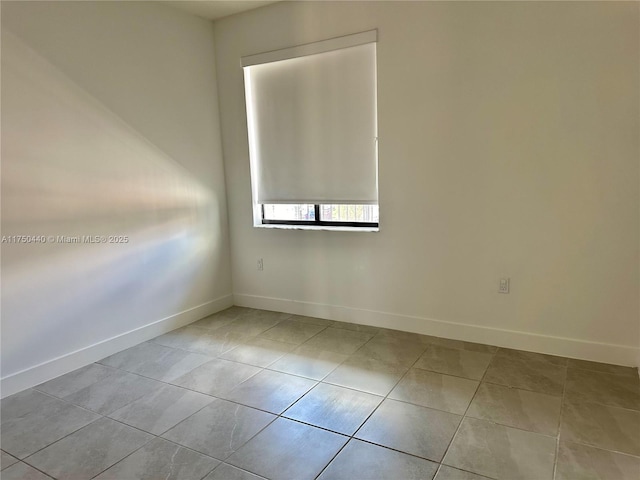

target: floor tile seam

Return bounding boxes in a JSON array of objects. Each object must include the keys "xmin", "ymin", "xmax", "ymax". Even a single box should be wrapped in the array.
[
  {"xmin": 107, "ymin": 391, "xmax": 219, "ymax": 438},
  {"xmin": 462, "ymin": 411, "xmax": 559, "ymax": 438},
  {"xmin": 310, "ymin": 440, "xmax": 350, "ymax": 479},
  {"xmin": 258, "ymin": 318, "xmax": 332, "ymax": 339},
  {"xmin": 256, "ymin": 331, "xmax": 327, "ymax": 347},
  {"xmin": 263, "ymin": 347, "xmax": 352, "ymax": 382},
  {"xmin": 84, "ymin": 433, "xmax": 160, "ymax": 480},
  {"xmin": 342, "ymin": 435, "xmax": 445, "ymax": 464},
  {"xmin": 19, "ymin": 414, "xmax": 104, "ymax": 467},
  {"xmin": 87, "ymin": 410, "xmax": 265, "ymax": 479},
  {"xmin": 82, "ymin": 432, "xmax": 226, "ymax": 480},
  {"xmin": 99, "ymin": 355, "xmax": 268, "ymax": 400},
  {"xmin": 555, "ymin": 435, "xmax": 640, "ymax": 459},
  {"xmin": 310, "ymin": 380, "xmax": 387, "ymax": 399},
  {"xmin": 313, "ymin": 341, "xmax": 435, "ymax": 479},
  {"xmin": 2, "ymin": 389, "xmax": 110, "ymax": 458},
  {"xmin": 480, "ymin": 378, "xmax": 564, "ymax": 398},
  {"xmin": 56, "ymin": 371, "xmax": 205, "ymax": 417},
  {"xmin": 295, "ymin": 324, "xmax": 348, "ymax": 351},
  {"xmin": 31, "ymin": 366, "xmax": 260, "ymax": 440},
  {"xmin": 560, "ymin": 396, "xmax": 640, "ymax": 414},
  {"xmin": 566, "ymin": 366, "xmax": 640, "ymax": 379},
  {"xmin": 558, "ymin": 439, "xmax": 640, "ymax": 460},
  {"xmin": 7, "ymin": 460, "xmax": 55, "ymax": 479},
  {"xmin": 147, "ymin": 337, "xmax": 231, "ymax": 358},
  {"xmin": 14, "ymin": 386, "xmax": 109, "ymax": 417},
  {"xmin": 494, "ymin": 347, "xmax": 569, "ymax": 364},
  {"xmin": 434, "ymin": 464, "xmax": 499, "ymax": 480},
  {"xmin": 215, "ymin": 463, "xmax": 269, "ymax": 480},
  {"xmin": 552, "ymin": 359, "xmax": 569, "ymax": 480},
  {"xmin": 437, "ymin": 350, "xmax": 497, "ymax": 473},
  {"xmin": 410, "ymin": 363, "xmax": 486, "ymax": 382},
  {"xmin": 319, "ymin": 376, "xmax": 401, "ymax": 396},
  {"xmin": 161, "ymin": 403, "xmax": 280, "ymax": 465}
]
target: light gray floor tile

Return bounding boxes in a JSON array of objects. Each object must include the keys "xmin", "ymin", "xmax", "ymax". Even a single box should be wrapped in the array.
[
  {"xmin": 483, "ymin": 349, "xmax": 566, "ymax": 396},
  {"xmin": 151, "ymin": 325, "xmax": 215, "ymax": 350},
  {"xmin": 108, "ymin": 383, "xmax": 214, "ymax": 435},
  {"xmin": 318, "ymin": 439, "xmax": 438, "ymax": 480},
  {"xmin": 205, "ymin": 463, "xmax": 267, "ymax": 480},
  {"xmin": 94, "ymin": 437, "xmax": 219, "ymax": 480},
  {"xmin": 565, "ymin": 368, "xmax": 640, "ymax": 410},
  {"xmin": 1, "ymin": 450, "xmax": 19, "ymax": 470},
  {"xmin": 352, "ymin": 336, "xmax": 426, "ymax": 367},
  {"xmin": 268, "ymin": 345, "xmax": 348, "ymax": 380},
  {"xmin": 389, "ymin": 368, "xmax": 478, "ymax": 414},
  {"xmin": 303, "ymin": 327, "xmax": 374, "ymax": 355},
  {"xmin": 496, "ymin": 348, "xmax": 568, "ymax": 366},
  {"xmin": 62, "ymin": 369, "xmax": 162, "ymax": 414},
  {"xmin": 6, "ymin": 308, "xmax": 639, "ymax": 480},
  {"xmin": 153, "ymin": 326, "xmax": 250, "ymax": 357},
  {"xmin": 162, "ymin": 399, "xmax": 275, "ymax": 459},
  {"xmin": 26, "ymin": 417, "xmax": 153, "ymax": 480},
  {"xmin": 172, "ymin": 358, "xmax": 260, "ymax": 396},
  {"xmin": 555, "ymin": 441, "xmax": 640, "ymax": 480},
  {"xmin": 443, "ymin": 417, "xmax": 556, "ymax": 480},
  {"xmin": 1, "ymin": 462, "xmax": 52, "ymax": 480},
  {"xmin": 374, "ymin": 328, "xmax": 429, "ymax": 344},
  {"xmin": 227, "ymin": 418, "xmax": 347, "ymax": 480},
  {"xmin": 560, "ymin": 401, "xmax": 640, "ymax": 456},
  {"xmin": 323, "ymin": 355, "xmax": 408, "ymax": 396},
  {"xmin": 284, "ymin": 383, "xmax": 382, "ymax": 435},
  {"xmin": 331, "ymin": 321, "xmax": 380, "ymax": 334},
  {"xmin": 434, "ymin": 465, "xmax": 493, "ymax": 480},
  {"xmin": 259, "ymin": 319, "xmax": 326, "ymax": 344},
  {"xmin": 1, "ymin": 389, "xmax": 60, "ymax": 423},
  {"xmin": 415, "ymin": 344, "xmax": 493, "ymax": 380},
  {"xmin": 422, "ymin": 336, "xmax": 498, "ymax": 354},
  {"xmin": 191, "ymin": 307, "xmax": 249, "ymax": 330},
  {"xmin": 220, "ymin": 337, "xmax": 295, "ymax": 367},
  {"xmin": 356, "ymin": 398, "xmax": 461, "ymax": 462},
  {"xmin": 214, "ymin": 312, "xmax": 288, "ymax": 337},
  {"xmin": 35, "ymin": 363, "xmax": 120, "ymax": 398},
  {"xmin": 1, "ymin": 395, "xmax": 99, "ymax": 459},
  {"xmin": 191, "ymin": 315, "xmax": 238, "ymax": 331},
  {"xmin": 288, "ymin": 314, "xmax": 335, "ymax": 327},
  {"xmin": 223, "ymin": 369, "xmax": 316, "ymax": 414},
  {"xmin": 241, "ymin": 309, "xmax": 292, "ymax": 323},
  {"xmin": 466, "ymin": 383, "xmax": 561, "ymax": 435},
  {"xmin": 99, "ymin": 341, "xmax": 212, "ymax": 382},
  {"xmin": 566, "ymin": 359, "xmax": 639, "ymax": 377}
]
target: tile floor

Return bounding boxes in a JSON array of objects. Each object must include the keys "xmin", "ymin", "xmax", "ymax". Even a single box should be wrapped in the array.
[{"xmin": 2, "ymin": 307, "xmax": 639, "ymax": 480}]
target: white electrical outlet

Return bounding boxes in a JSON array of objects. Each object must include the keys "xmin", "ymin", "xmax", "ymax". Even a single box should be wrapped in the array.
[
  {"xmin": 499, "ymin": 277, "xmax": 510, "ymax": 294},
  {"xmin": 257, "ymin": 258, "xmax": 264, "ymax": 271}
]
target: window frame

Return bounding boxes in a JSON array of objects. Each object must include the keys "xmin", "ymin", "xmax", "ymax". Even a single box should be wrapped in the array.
[{"xmin": 260, "ymin": 204, "xmax": 379, "ymax": 229}]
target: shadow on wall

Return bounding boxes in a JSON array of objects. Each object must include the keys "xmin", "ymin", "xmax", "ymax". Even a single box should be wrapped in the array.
[{"xmin": 1, "ymin": 31, "xmax": 222, "ymax": 379}]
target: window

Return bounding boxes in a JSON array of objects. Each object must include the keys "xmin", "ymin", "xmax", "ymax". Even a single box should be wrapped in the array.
[{"xmin": 242, "ymin": 30, "xmax": 379, "ymax": 230}]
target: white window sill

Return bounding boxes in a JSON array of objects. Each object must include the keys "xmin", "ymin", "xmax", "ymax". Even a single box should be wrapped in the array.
[{"xmin": 253, "ymin": 224, "xmax": 379, "ymax": 233}]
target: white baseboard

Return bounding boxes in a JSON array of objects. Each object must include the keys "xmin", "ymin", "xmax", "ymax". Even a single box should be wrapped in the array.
[
  {"xmin": 0, "ymin": 294, "xmax": 233, "ymax": 398},
  {"xmin": 234, "ymin": 293, "xmax": 640, "ymax": 368}
]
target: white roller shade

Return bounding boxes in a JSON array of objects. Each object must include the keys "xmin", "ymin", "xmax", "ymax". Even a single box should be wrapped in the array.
[{"xmin": 243, "ymin": 32, "xmax": 378, "ymax": 205}]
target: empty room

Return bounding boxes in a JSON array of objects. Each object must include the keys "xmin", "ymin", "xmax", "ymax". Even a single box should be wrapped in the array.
[{"xmin": 1, "ymin": 1, "xmax": 639, "ymax": 479}]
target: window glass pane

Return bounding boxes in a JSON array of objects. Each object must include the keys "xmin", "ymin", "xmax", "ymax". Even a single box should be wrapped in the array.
[
  {"xmin": 263, "ymin": 204, "xmax": 315, "ymax": 221},
  {"xmin": 320, "ymin": 205, "xmax": 379, "ymax": 223}
]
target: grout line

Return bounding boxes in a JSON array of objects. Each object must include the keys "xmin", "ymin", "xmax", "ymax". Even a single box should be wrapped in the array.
[
  {"xmin": 10, "ymin": 308, "xmax": 640, "ymax": 480},
  {"xmin": 313, "ymin": 338, "xmax": 431, "ymax": 479},
  {"xmin": 552, "ymin": 363, "xmax": 569, "ymax": 480},
  {"xmin": 436, "ymin": 348, "xmax": 498, "ymax": 474}
]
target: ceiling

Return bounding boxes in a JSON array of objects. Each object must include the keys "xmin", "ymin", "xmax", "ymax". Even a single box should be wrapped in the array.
[{"xmin": 165, "ymin": 1, "xmax": 278, "ymax": 21}]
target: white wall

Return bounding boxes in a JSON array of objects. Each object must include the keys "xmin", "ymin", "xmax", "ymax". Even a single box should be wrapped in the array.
[
  {"xmin": 1, "ymin": 1, "xmax": 232, "ymax": 396},
  {"xmin": 214, "ymin": 1, "xmax": 640, "ymax": 366}
]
